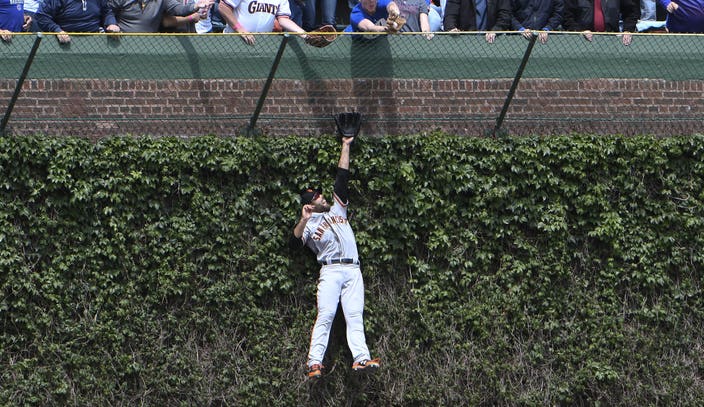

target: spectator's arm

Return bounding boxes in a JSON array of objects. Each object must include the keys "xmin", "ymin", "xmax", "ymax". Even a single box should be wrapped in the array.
[
  {"xmin": 387, "ymin": 1, "xmax": 400, "ymax": 17},
  {"xmin": 162, "ymin": 12, "xmax": 201, "ymax": 27},
  {"xmin": 101, "ymin": 0, "xmax": 120, "ymax": 30},
  {"xmin": 165, "ymin": 0, "xmax": 213, "ymax": 17},
  {"xmin": 357, "ymin": 18, "xmax": 386, "ymax": 32},
  {"xmin": 544, "ymin": 0, "xmax": 564, "ymax": 31},
  {"xmin": 442, "ymin": 0, "xmax": 461, "ymax": 31},
  {"xmin": 34, "ymin": 0, "xmax": 63, "ymax": 33},
  {"xmin": 561, "ymin": 0, "xmax": 578, "ymax": 31},
  {"xmin": 276, "ymin": 15, "xmax": 306, "ymax": 33},
  {"xmin": 492, "ymin": 0, "xmax": 512, "ymax": 31},
  {"xmin": 620, "ymin": 0, "xmax": 639, "ymax": 32}
]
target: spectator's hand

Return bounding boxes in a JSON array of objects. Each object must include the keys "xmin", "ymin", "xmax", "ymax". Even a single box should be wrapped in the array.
[
  {"xmin": 666, "ymin": 2, "xmax": 679, "ymax": 13},
  {"xmin": 582, "ymin": 30, "xmax": 593, "ymax": 42},
  {"xmin": 195, "ymin": 0, "xmax": 215, "ymax": 9},
  {"xmin": 198, "ymin": 4, "xmax": 211, "ymax": 18},
  {"xmin": 57, "ymin": 31, "xmax": 71, "ymax": 44},
  {"xmin": 538, "ymin": 30, "xmax": 548, "ymax": 44},
  {"xmin": 23, "ymin": 15, "xmax": 32, "ymax": 31},
  {"xmin": 620, "ymin": 32, "xmax": 632, "ymax": 46},
  {"xmin": 105, "ymin": 24, "xmax": 120, "ymax": 33},
  {"xmin": 239, "ymin": 32, "xmax": 255, "ymax": 45},
  {"xmin": 485, "ymin": 32, "xmax": 496, "ymax": 43},
  {"xmin": 423, "ymin": 31, "xmax": 434, "ymax": 40},
  {"xmin": 521, "ymin": 28, "xmax": 533, "ymax": 40},
  {"xmin": 0, "ymin": 29, "xmax": 12, "ymax": 43}
]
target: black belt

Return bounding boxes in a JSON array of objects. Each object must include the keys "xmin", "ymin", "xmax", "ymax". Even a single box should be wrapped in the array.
[{"xmin": 318, "ymin": 258, "xmax": 360, "ymax": 266}]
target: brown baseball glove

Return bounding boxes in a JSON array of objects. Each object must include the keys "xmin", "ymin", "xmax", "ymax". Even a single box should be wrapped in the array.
[
  {"xmin": 385, "ymin": 14, "xmax": 406, "ymax": 34},
  {"xmin": 304, "ymin": 25, "xmax": 337, "ymax": 48}
]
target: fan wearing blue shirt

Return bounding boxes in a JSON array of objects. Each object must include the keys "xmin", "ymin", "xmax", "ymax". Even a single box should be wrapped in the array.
[{"xmin": 344, "ymin": 0, "xmax": 401, "ymax": 32}]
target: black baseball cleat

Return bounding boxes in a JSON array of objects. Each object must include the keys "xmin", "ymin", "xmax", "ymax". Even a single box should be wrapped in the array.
[{"xmin": 351, "ymin": 358, "xmax": 380, "ymax": 372}]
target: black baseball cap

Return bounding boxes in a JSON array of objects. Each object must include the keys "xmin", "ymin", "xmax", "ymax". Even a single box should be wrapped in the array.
[{"xmin": 300, "ymin": 187, "xmax": 322, "ymax": 204}]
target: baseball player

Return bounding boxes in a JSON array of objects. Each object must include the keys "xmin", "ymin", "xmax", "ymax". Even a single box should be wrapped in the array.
[
  {"xmin": 291, "ymin": 130, "xmax": 380, "ymax": 379},
  {"xmin": 219, "ymin": 0, "xmax": 306, "ymax": 45}
]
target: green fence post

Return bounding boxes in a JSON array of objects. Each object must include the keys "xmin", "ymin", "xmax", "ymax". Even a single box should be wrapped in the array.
[
  {"xmin": 244, "ymin": 33, "xmax": 290, "ymax": 137},
  {"xmin": 1, "ymin": 33, "xmax": 43, "ymax": 136},
  {"xmin": 492, "ymin": 33, "xmax": 537, "ymax": 137}
]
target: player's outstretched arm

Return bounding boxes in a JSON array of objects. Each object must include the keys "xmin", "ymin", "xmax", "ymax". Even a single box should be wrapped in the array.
[{"xmin": 338, "ymin": 138, "xmax": 352, "ymax": 170}]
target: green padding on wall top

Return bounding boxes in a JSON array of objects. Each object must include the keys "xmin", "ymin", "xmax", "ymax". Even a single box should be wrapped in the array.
[{"xmin": 1, "ymin": 32, "xmax": 703, "ymax": 81}]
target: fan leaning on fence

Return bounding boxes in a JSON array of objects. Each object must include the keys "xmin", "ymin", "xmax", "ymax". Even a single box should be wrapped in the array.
[
  {"xmin": 218, "ymin": 0, "xmax": 337, "ymax": 47},
  {"xmin": 0, "ymin": 0, "xmax": 32, "ymax": 43}
]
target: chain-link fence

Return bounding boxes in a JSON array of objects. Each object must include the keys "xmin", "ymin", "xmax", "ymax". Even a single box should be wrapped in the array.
[{"xmin": 1, "ymin": 31, "xmax": 703, "ymax": 137}]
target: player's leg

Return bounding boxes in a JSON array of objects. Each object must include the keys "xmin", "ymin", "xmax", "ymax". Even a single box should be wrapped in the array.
[
  {"xmin": 307, "ymin": 266, "xmax": 344, "ymax": 369},
  {"xmin": 339, "ymin": 264, "xmax": 375, "ymax": 368}
]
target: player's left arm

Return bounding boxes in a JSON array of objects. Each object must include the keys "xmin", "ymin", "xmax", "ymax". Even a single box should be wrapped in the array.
[{"xmin": 333, "ymin": 138, "xmax": 353, "ymax": 205}]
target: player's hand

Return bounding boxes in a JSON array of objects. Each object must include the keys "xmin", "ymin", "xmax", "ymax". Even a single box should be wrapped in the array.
[
  {"xmin": 301, "ymin": 204, "xmax": 314, "ymax": 220},
  {"xmin": 485, "ymin": 32, "xmax": 496, "ymax": 43},
  {"xmin": 582, "ymin": 30, "xmax": 593, "ymax": 42},
  {"xmin": 666, "ymin": 2, "xmax": 679, "ymax": 13}
]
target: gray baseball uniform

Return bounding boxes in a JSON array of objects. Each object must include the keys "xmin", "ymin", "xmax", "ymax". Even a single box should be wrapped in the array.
[{"xmin": 296, "ymin": 167, "xmax": 372, "ymax": 368}]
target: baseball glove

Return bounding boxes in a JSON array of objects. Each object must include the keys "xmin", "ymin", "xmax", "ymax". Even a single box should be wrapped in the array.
[
  {"xmin": 386, "ymin": 14, "xmax": 406, "ymax": 34},
  {"xmin": 334, "ymin": 112, "xmax": 362, "ymax": 139},
  {"xmin": 305, "ymin": 25, "xmax": 337, "ymax": 48}
]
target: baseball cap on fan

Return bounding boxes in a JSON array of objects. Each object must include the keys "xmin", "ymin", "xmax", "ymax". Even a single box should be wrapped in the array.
[{"xmin": 300, "ymin": 187, "xmax": 322, "ymax": 204}]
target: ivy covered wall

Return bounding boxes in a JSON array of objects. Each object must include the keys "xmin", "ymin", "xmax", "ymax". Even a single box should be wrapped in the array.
[{"xmin": 1, "ymin": 134, "xmax": 703, "ymax": 405}]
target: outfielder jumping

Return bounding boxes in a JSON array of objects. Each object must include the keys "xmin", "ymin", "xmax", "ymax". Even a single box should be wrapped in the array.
[{"xmin": 291, "ymin": 113, "xmax": 380, "ymax": 379}]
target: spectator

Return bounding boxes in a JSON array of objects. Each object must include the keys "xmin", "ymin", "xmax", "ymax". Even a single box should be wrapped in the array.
[
  {"xmin": 1, "ymin": 0, "xmax": 31, "ymax": 42},
  {"xmin": 161, "ymin": 0, "xmax": 210, "ymax": 32},
  {"xmin": 108, "ymin": 0, "xmax": 213, "ymax": 32},
  {"xmin": 443, "ymin": 0, "xmax": 512, "ymax": 43},
  {"xmin": 289, "ymin": 0, "xmax": 303, "ymax": 27},
  {"xmin": 563, "ymin": 0, "xmax": 638, "ymax": 45},
  {"xmin": 396, "ymin": 0, "xmax": 433, "ymax": 38},
  {"xmin": 511, "ymin": 0, "xmax": 563, "ymax": 43},
  {"xmin": 641, "ymin": 0, "xmax": 656, "ymax": 21},
  {"xmin": 658, "ymin": 0, "xmax": 704, "ymax": 32},
  {"xmin": 35, "ymin": 0, "xmax": 120, "ymax": 43},
  {"xmin": 302, "ymin": 0, "xmax": 336, "ymax": 31},
  {"xmin": 195, "ymin": 0, "xmax": 226, "ymax": 32},
  {"xmin": 218, "ymin": 0, "xmax": 307, "ymax": 45},
  {"xmin": 23, "ymin": 0, "xmax": 42, "ymax": 31},
  {"xmin": 428, "ymin": 0, "xmax": 444, "ymax": 31},
  {"xmin": 344, "ymin": 0, "xmax": 401, "ymax": 32}
]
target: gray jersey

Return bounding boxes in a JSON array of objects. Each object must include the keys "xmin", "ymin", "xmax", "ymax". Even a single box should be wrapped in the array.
[
  {"xmin": 301, "ymin": 194, "xmax": 359, "ymax": 263},
  {"xmin": 109, "ymin": 0, "xmax": 194, "ymax": 32}
]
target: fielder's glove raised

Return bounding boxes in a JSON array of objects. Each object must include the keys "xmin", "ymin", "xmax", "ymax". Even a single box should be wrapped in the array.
[
  {"xmin": 334, "ymin": 112, "xmax": 362, "ymax": 141},
  {"xmin": 304, "ymin": 25, "xmax": 337, "ymax": 48},
  {"xmin": 385, "ymin": 14, "xmax": 406, "ymax": 34}
]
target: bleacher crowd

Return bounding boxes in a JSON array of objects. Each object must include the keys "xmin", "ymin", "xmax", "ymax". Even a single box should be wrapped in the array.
[{"xmin": 0, "ymin": 0, "xmax": 702, "ymax": 45}]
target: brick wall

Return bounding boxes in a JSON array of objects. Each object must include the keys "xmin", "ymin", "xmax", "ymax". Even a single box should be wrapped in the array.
[{"xmin": 2, "ymin": 78, "xmax": 702, "ymax": 137}]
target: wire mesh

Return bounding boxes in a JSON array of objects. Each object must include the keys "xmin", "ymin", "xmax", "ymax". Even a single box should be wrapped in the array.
[{"xmin": 1, "ymin": 31, "xmax": 703, "ymax": 137}]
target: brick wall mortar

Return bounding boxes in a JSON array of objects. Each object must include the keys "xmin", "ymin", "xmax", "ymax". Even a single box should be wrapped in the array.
[{"xmin": 1, "ymin": 78, "xmax": 702, "ymax": 137}]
